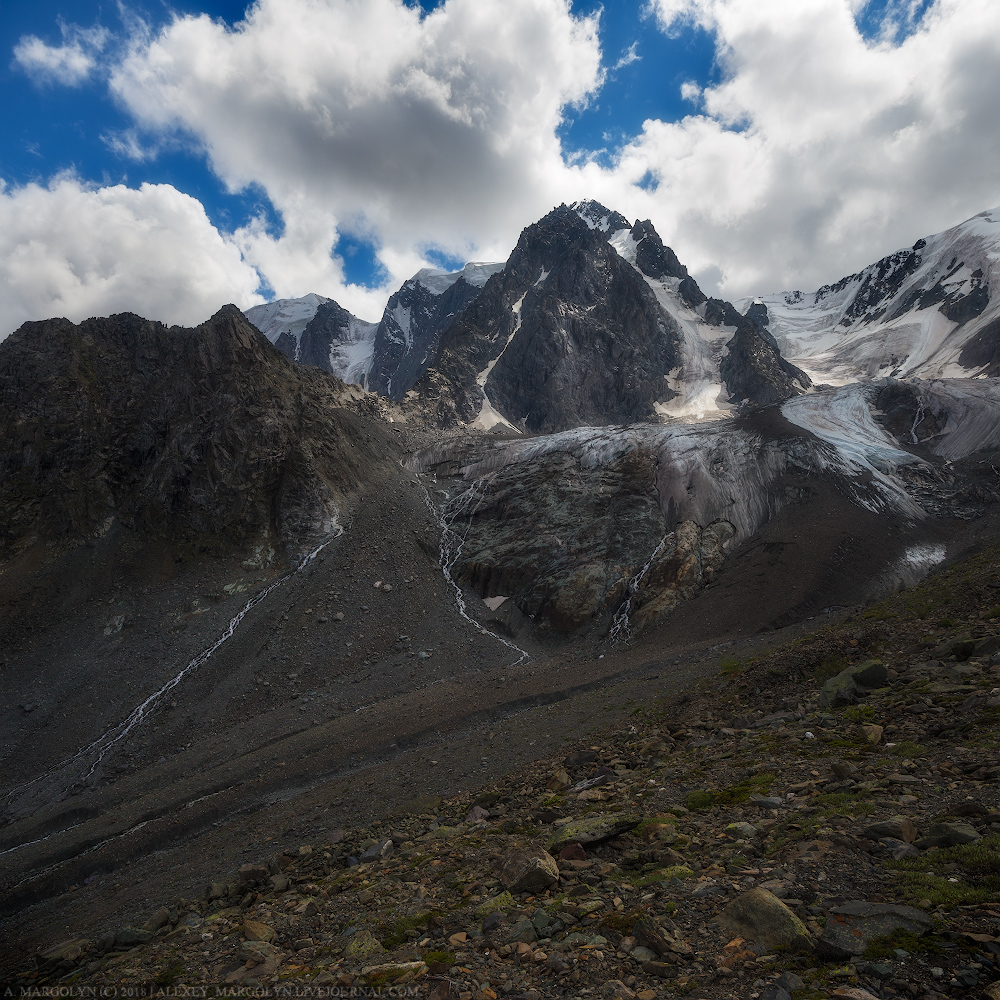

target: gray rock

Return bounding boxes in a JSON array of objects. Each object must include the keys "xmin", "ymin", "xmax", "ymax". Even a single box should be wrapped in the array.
[
  {"xmin": 717, "ymin": 888, "xmax": 813, "ymax": 952},
  {"xmin": 496, "ymin": 845, "xmax": 559, "ymax": 894},
  {"xmin": 143, "ymin": 906, "xmax": 172, "ymax": 932},
  {"xmin": 38, "ymin": 939, "xmax": 92, "ymax": 966},
  {"xmin": 630, "ymin": 946, "xmax": 657, "ymax": 962},
  {"xmin": 359, "ymin": 838, "xmax": 394, "ymax": 862},
  {"xmin": 916, "ymin": 821, "xmax": 981, "ymax": 849},
  {"xmin": 758, "ymin": 987, "xmax": 791, "ymax": 1000},
  {"xmin": 751, "ymin": 795, "xmax": 786, "ymax": 809},
  {"xmin": 504, "ymin": 916, "xmax": 537, "ymax": 944},
  {"xmin": 819, "ymin": 901, "xmax": 933, "ymax": 958},
  {"xmin": 880, "ymin": 837, "xmax": 921, "ymax": 860},
  {"xmin": 862, "ymin": 815, "xmax": 918, "ymax": 843},
  {"xmin": 820, "ymin": 660, "xmax": 888, "ymax": 708},
  {"xmin": 115, "ymin": 927, "xmax": 152, "ymax": 947}
]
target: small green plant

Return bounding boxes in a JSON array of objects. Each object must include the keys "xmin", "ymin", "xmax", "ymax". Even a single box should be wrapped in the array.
[
  {"xmin": 843, "ymin": 705, "xmax": 876, "ymax": 723},
  {"xmin": 863, "ymin": 929, "xmax": 949, "ymax": 960},
  {"xmin": 685, "ymin": 789, "xmax": 715, "ymax": 811},
  {"xmin": 719, "ymin": 657, "xmax": 743, "ymax": 676},
  {"xmin": 889, "ymin": 740, "xmax": 923, "ymax": 758},
  {"xmin": 379, "ymin": 911, "xmax": 434, "ymax": 948},
  {"xmin": 984, "ymin": 605, "xmax": 1000, "ymax": 619},
  {"xmin": 813, "ymin": 655, "xmax": 849, "ymax": 684},
  {"xmin": 422, "ymin": 949, "xmax": 455, "ymax": 966},
  {"xmin": 937, "ymin": 617, "xmax": 958, "ymax": 628}
]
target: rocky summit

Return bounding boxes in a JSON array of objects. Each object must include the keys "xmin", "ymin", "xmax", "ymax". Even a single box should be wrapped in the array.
[{"xmin": 3, "ymin": 200, "xmax": 1000, "ymax": 1000}]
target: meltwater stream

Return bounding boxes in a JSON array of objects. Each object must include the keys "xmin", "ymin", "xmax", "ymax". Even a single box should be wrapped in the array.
[
  {"xmin": 608, "ymin": 534, "xmax": 670, "ymax": 645},
  {"xmin": 418, "ymin": 474, "xmax": 530, "ymax": 665},
  {"xmin": 2, "ymin": 529, "xmax": 342, "ymax": 822}
]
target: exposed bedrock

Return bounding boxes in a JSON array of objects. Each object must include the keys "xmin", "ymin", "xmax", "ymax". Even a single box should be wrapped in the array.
[
  {"xmin": 0, "ymin": 305, "xmax": 396, "ymax": 566},
  {"xmin": 417, "ymin": 205, "xmax": 680, "ymax": 433},
  {"xmin": 452, "ymin": 450, "xmax": 667, "ymax": 631},
  {"xmin": 632, "ymin": 519, "xmax": 736, "ymax": 626}
]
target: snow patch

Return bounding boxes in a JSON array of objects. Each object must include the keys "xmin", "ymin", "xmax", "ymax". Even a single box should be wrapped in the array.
[
  {"xmin": 413, "ymin": 261, "xmax": 504, "ymax": 295},
  {"xmin": 244, "ymin": 293, "xmax": 330, "ymax": 348},
  {"xmin": 470, "ymin": 293, "xmax": 527, "ymax": 433}
]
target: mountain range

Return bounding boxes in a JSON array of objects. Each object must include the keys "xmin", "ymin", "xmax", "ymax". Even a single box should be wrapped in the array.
[
  {"xmin": 246, "ymin": 201, "xmax": 1000, "ymax": 432},
  {"xmin": 3, "ymin": 199, "xmax": 1000, "ymax": 961}
]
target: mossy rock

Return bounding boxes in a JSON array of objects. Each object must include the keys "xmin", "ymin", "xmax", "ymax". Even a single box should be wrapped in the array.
[
  {"xmin": 547, "ymin": 812, "xmax": 640, "ymax": 850},
  {"xmin": 475, "ymin": 891, "xmax": 514, "ymax": 919},
  {"xmin": 345, "ymin": 929, "xmax": 384, "ymax": 960}
]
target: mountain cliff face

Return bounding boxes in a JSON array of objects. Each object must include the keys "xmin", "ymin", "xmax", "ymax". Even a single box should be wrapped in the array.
[
  {"xmin": 0, "ymin": 306, "xmax": 393, "ymax": 566},
  {"xmin": 367, "ymin": 263, "xmax": 504, "ymax": 399},
  {"xmin": 410, "ymin": 205, "xmax": 683, "ymax": 433}
]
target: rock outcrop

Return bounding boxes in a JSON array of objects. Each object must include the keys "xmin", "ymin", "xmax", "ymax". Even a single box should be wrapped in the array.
[{"xmin": 0, "ymin": 305, "xmax": 394, "ymax": 565}]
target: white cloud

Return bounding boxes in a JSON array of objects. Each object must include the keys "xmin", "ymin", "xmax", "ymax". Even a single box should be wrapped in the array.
[
  {"xmin": 13, "ymin": 24, "xmax": 108, "ymax": 86},
  {"xmin": 622, "ymin": 0, "xmax": 1000, "ymax": 297},
  {"xmin": 613, "ymin": 41, "xmax": 641, "ymax": 71},
  {"xmin": 0, "ymin": 176, "xmax": 263, "ymax": 338},
  {"xmin": 108, "ymin": 0, "xmax": 603, "ymax": 316},
  {"xmin": 11, "ymin": 0, "xmax": 1000, "ymax": 329}
]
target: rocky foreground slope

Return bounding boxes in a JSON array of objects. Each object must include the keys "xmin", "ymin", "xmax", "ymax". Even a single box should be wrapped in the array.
[{"xmin": 12, "ymin": 541, "xmax": 1000, "ymax": 1000}]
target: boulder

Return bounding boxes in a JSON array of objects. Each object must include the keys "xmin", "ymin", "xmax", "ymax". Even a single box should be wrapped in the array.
[
  {"xmin": 243, "ymin": 920, "xmax": 275, "ymax": 943},
  {"xmin": 115, "ymin": 927, "xmax": 152, "ymax": 947},
  {"xmin": 717, "ymin": 888, "xmax": 813, "ymax": 952},
  {"xmin": 916, "ymin": 821, "xmax": 981, "ymax": 850},
  {"xmin": 547, "ymin": 812, "xmax": 641, "ymax": 850},
  {"xmin": 360, "ymin": 961, "xmax": 428, "ymax": 984},
  {"xmin": 497, "ymin": 846, "xmax": 559, "ymax": 894},
  {"xmin": 359, "ymin": 838, "xmax": 394, "ymax": 862},
  {"xmin": 345, "ymin": 929, "xmax": 384, "ymax": 960},
  {"xmin": 820, "ymin": 660, "xmax": 888, "ymax": 708},
  {"xmin": 862, "ymin": 816, "xmax": 917, "ymax": 843},
  {"xmin": 819, "ymin": 902, "xmax": 933, "ymax": 958},
  {"xmin": 38, "ymin": 939, "xmax": 91, "ymax": 967}
]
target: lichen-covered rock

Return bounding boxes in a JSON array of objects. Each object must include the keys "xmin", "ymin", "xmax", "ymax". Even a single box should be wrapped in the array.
[
  {"xmin": 547, "ymin": 812, "xmax": 641, "ymax": 850},
  {"xmin": 717, "ymin": 888, "xmax": 813, "ymax": 952},
  {"xmin": 476, "ymin": 891, "xmax": 515, "ymax": 919},
  {"xmin": 819, "ymin": 902, "xmax": 933, "ymax": 958},
  {"xmin": 345, "ymin": 929, "xmax": 384, "ymax": 960},
  {"xmin": 820, "ymin": 660, "xmax": 888, "ymax": 708}
]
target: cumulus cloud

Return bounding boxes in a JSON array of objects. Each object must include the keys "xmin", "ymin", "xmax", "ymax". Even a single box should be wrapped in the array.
[
  {"xmin": 108, "ymin": 0, "xmax": 603, "ymax": 315},
  {"xmin": 10, "ymin": 0, "xmax": 1000, "ymax": 329},
  {"xmin": 13, "ymin": 23, "xmax": 109, "ymax": 86},
  {"xmin": 0, "ymin": 176, "xmax": 263, "ymax": 338},
  {"xmin": 624, "ymin": 0, "xmax": 1000, "ymax": 296}
]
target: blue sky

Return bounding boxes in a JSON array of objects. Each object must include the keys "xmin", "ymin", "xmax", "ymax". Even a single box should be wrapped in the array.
[
  {"xmin": 2, "ymin": 0, "xmax": 720, "ymax": 286},
  {"xmin": 1, "ymin": 0, "xmax": 998, "ymax": 332}
]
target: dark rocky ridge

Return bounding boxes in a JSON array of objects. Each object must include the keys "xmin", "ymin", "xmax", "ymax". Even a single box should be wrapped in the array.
[
  {"xmin": 368, "ymin": 272, "xmax": 485, "ymax": 399},
  {"xmin": 411, "ymin": 205, "xmax": 681, "ymax": 433},
  {"xmin": 297, "ymin": 299, "xmax": 355, "ymax": 370},
  {"xmin": 0, "ymin": 305, "xmax": 394, "ymax": 567},
  {"xmin": 721, "ymin": 309, "xmax": 812, "ymax": 407}
]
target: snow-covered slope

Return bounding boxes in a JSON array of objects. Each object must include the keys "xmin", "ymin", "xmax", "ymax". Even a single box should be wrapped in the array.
[
  {"xmin": 245, "ymin": 293, "xmax": 331, "ymax": 357},
  {"xmin": 243, "ymin": 263, "xmax": 502, "ymax": 394},
  {"xmin": 750, "ymin": 208, "xmax": 1000, "ymax": 384}
]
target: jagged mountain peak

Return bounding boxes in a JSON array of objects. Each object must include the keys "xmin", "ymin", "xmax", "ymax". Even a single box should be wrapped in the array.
[{"xmin": 571, "ymin": 198, "xmax": 631, "ymax": 234}]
